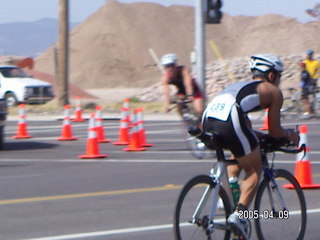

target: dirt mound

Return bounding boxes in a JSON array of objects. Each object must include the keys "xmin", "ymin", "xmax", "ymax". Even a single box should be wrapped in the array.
[{"xmin": 34, "ymin": 0, "xmax": 320, "ymax": 91}]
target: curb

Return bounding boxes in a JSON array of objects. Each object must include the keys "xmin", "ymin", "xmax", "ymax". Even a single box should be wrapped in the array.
[{"xmin": 6, "ymin": 113, "xmax": 181, "ymax": 122}]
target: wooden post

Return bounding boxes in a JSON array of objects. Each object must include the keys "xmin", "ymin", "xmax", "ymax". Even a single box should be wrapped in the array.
[{"xmin": 57, "ymin": 0, "xmax": 70, "ymax": 107}]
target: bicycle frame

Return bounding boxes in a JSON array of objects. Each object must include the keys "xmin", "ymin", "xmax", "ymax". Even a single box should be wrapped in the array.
[
  {"xmin": 191, "ymin": 158, "xmax": 235, "ymax": 234},
  {"xmin": 191, "ymin": 146, "xmax": 294, "ymax": 236}
]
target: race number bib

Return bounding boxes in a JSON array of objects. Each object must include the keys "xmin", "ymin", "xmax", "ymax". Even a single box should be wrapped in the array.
[{"xmin": 206, "ymin": 93, "xmax": 236, "ymax": 121}]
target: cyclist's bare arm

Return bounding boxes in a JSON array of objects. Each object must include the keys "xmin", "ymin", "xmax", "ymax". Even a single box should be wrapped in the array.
[
  {"xmin": 182, "ymin": 67, "xmax": 194, "ymax": 97},
  {"xmin": 257, "ymin": 82, "xmax": 299, "ymax": 145},
  {"xmin": 161, "ymin": 75, "xmax": 171, "ymax": 112}
]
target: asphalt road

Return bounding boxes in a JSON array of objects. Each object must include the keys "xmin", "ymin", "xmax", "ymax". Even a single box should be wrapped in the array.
[{"xmin": 0, "ymin": 117, "xmax": 319, "ymax": 240}]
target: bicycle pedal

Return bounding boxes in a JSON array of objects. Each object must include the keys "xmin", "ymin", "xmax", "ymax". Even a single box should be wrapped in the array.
[
  {"xmin": 231, "ymin": 233, "xmax": 240, "ymax": 240},
  {"xmin": 228, "ymin": 218, "xmax": 250, "ymax": 240}
]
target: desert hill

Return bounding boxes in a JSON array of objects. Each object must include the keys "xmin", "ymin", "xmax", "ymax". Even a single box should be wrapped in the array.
[{"xmin": 34, "ymin": 0, "xmax": 320, "ymax": 91}]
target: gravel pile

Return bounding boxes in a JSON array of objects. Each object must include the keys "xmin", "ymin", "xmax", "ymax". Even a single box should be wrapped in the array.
[{"xmin": 138, "ymin": 54, "xmax": 316, "ymax": 102}]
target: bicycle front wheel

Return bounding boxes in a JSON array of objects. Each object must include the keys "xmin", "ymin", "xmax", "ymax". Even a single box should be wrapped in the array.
[
  {"xmin": 254, "ymin": 169, "xmax": 307, "ymax": 240},
  {"xmin": 186, "ymin": 134, "xmax": 207, "ymax": 159},
  {"xmin": 174, "ymin": 175, "xmax": 232, "ymax": 240}
]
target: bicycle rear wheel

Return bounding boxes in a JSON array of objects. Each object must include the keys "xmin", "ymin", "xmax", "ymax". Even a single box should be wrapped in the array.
[
  {"xmin": 174, "ymin": 175, "xmax": 232, "ymax": 240},
  {"xmin": 254, "ymin": 169, "xmax": 307, "ymax": 240}
]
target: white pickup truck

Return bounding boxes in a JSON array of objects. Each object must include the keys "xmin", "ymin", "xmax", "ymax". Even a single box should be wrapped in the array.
[{"xmin": 0, "ymin": 65, "xmax": 54, "ymax": 106}]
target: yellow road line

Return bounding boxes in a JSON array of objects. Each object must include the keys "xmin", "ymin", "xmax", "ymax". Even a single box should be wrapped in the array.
[
  {"xmin": 2, "ymin": 172, "xmax": 320, "ymax": 206},
  {"xmin": 0, "ymin": 184, "xmax": 182, "ymax": 206}
]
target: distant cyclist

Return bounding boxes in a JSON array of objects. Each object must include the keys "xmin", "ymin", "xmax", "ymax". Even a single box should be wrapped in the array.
[
  {"xmin": 303, "ymin": 49, "xmax": 319, "ymax": 92},
  {"xmin": 160, "ymin": 53, "xmax": 204, "ymax": 119},
  {"xmin": 202, "ymin": 54, "xmax": 299, "ymax": 238}
]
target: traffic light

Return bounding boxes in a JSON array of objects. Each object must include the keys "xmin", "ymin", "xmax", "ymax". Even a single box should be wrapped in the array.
[{"xmin": 206, "ymin": 0, "xmax": 223, "ymax": 24}]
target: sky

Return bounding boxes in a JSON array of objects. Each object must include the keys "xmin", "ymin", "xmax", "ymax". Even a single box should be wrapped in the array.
[{"xmin": 0, "ymin": 0, "xmax": 318, "ymax": 24}]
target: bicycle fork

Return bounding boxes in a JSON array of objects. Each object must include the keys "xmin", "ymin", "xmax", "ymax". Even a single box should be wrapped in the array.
[
  {"xmin": 264, "ymin": 169, "xmax": 287, "ymax": 216},
  {"xmin": 191, "ymin": 162, "xmax": 231, "ymax": 237}
]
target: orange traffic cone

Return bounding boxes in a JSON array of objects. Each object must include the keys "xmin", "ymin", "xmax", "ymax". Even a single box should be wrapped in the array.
[
  {"xmin": 260, "ymin": 109, "xmax": 269, "ymax": 131},
  {"xmin": 72, "ymin": 96, "xmax": 86, "ymax": 122},
  {"xmin": 78, "ymin": 113, "xmax": 108, "ymax": 159},
  {"xmin": 95, "ymin": 105, "xmax": 111, "ymax": 143},
  {"xmin": 119, "ymin": 98, "xmax": 132, "ymax": 127},
  {"xmin": 113, "ymin": 99, "xmax": 130, "ymax": 145},
  {"xmin": 284, "ymin": 125, "xmax": 320, "ymax": 189},
  {"xmin": 124, "ymin": 109, "xmax": 146, "ymax": 152},
  {"xmin": 12, "ymin": 104, "xmax": 32, "ymax": 139},
  {"xmin": 137, "ymin": 108, "xmax": 153, "ymax": 147},
  {"xmin": 57, "ymin": 105, "xmax": 78, "ymax": 141}
]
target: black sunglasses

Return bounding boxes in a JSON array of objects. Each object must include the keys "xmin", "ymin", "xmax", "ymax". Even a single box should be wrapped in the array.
[{"xmin": 164, "ymin": 63, "xmax": 175, "ymax": 69}]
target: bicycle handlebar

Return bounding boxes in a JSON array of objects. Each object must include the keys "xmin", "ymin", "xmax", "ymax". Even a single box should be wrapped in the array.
[
  {"xmin": 188, "ymin": 126, "xmax": 306, "ymax": 155},
  {"xmin": 170, "ymin": 99, "xmax": 192, "ymax": 105},
  {"xmin": 257, "ymin": 133, "xmax": 306, "ymax": 154},
  {"xmin": 168, "ymin": 99, "xmax": 193, "ymax": 112}
]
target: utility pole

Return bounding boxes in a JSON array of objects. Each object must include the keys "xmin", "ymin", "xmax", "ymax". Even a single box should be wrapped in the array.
[
  {"xmin": 195, "ymin": 0, "xmax": 223, "ymax": 106},
  {"xmin": 57, "ymin": 0, "xmax": 69, "ymax": 107},
  {"xmin": 195, "ymin": 0, "xmax": 206, "ymax": 105}
]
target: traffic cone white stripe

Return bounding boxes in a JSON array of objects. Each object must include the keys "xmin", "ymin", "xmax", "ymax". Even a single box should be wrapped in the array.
[
  {"xmin": 94, "ymin": 106, "xmax": 111, "ymax": 143},
  {"xmin": 57, "ymin": 105, "xmax": 78, "ymax": 141},
  {"xmin": 18, "ymin": 107, "xmax": 27, "ymax": 123},
  {"xmin": 64, "ymin": 107, "xmax": 71, "ymax": 124},
  {"xmin": 72, "ymin": 96, "xmax": 85, "ymax": 122},
  {"xmin": 136, "ymin": 108, "xmax": 153, "ymax": 147},
  {"xmin": 297, "ymin": 126, "xmax": 309, "ymax": 161},
  {"xmin": 123, "ymin": 109, "xmax": 146, "ymax": 151},
  {"xmin": 113, "ymin": 100, "xmax": 130, "ymax": 145},
  {"xmin": 88, "ymin": 128, "xmax": 96, "ymax": 138}
]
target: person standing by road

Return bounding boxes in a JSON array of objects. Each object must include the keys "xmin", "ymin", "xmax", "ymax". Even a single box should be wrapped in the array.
[
  {"xmin": 299, "ymin": 62, "xmax": 312, "ymax": 116},
  {"xmin": 303, "ymin": 49, "xmax": 319, "ymax": 91}
]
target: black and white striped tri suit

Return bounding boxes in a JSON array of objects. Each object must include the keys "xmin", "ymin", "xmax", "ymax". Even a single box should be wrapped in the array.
[{"xmin": 202, "ymin": 81, "xmax": 264, "ymax": 158}]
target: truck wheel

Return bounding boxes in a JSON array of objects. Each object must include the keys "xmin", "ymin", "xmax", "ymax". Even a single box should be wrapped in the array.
[{"xmin": 5, "ymin": 93, "xmax": 18, "ymax": 107}]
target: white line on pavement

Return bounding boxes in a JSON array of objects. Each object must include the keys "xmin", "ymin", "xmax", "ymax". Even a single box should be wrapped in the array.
[
  {"xmin": 24, "ymin": 208, "xmax": 320, "ymax": 240},
  {"xmin": 1, "ymin": 158, "xmax": 320, "ymax": 164}
]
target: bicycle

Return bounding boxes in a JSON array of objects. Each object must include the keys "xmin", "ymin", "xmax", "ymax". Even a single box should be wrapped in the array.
[
  {"xmin": 281, "ymin": 88, "xmax": 304, "ymax": 120},
  {"xmin": 309, "ymin": 85, "xmax": 320, "ymax": 112},
  {"xmin": 169, "ymin": 98, "xmax": 207, "ymax": 159},
  {"xmin": 173, "ymin": 127, "xmax": 307, "ymax": 240}
]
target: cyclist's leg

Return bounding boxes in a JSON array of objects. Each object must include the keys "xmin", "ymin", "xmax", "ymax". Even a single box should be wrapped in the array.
[
  {"xmin": 192, "ymin": 98, "xmax": 204, "ymax": 126},
  {"xmin": 192, "ymin": 86, "xmax": 204, "ymax": 117},
  {"xmin": 227, "ymin": 162, "xmax": 241, "ymax": 179},
  {"xmin": 236, "ymin": 147, "xmax": 262, "ymax": 207},
  {"xmin": 175, "ymin": 93, "xmax": 185, "ymax": 118},
  {"xmin": 193, "ymin": 96, "xmax": 204, "ymax": 114}
]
